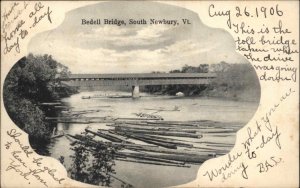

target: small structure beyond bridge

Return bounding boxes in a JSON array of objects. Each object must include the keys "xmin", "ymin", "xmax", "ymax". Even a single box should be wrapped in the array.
[{"xmin": 60, "ymin": 73, "xmax": 217, "ymax": 98}]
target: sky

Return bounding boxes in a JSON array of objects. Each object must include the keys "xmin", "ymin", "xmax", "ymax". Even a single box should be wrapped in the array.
[{"xmin": 28, "ymin": 1, "xmax": 247, "ymax": 74}]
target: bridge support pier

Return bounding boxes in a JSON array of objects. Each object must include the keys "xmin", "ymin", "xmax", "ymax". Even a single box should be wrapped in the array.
[{"xmin": 132, "ymin": 85, "xmax": 140, "ymax": 99}]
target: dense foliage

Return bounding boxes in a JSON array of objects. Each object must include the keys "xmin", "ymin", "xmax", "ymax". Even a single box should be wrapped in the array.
[
  {"xmin": 204, "ymin": 62, "xmax": 260, "ymax": 101},
  {"xmin": 143, "ymin": 62, "xmax": 260, "ymax": 101},
  {"xmin": 68, "ymin": 133, "xmax": 121, "ymax": 186},
  {"xmin": 3, "ymin": 54, "xmax": 77, "ymax": 140}
]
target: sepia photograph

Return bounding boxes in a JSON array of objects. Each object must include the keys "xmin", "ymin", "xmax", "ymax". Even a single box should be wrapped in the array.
[{"xmin": 2, "ymin": 1, "xmax": 297, "ymax": 188}]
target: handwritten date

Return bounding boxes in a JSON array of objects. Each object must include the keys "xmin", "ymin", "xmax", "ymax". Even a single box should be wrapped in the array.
[{"xmin": 209, "ymin": 4, "xmax": 283, "ymax": 29}]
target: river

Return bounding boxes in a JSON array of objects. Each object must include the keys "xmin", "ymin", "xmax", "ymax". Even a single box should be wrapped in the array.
[{"xmin": 45, "ymin": 91, "xmax": 258, "ymax": 188}]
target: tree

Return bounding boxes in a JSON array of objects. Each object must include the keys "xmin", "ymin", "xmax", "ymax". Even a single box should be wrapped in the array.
[
  {"xmin": 68, "ymin": 133, "xmax": 119, "ymax": 186},
  {"xmin": 3, "ymin": 54, "xmax": 77, "ymax": 140},
  {"xmin": 207, "ymin": 62, "xmax": 260, "ymax": 101}
]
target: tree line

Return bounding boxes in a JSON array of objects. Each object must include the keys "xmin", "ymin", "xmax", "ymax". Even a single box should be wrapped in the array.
[{"xmin": 142, "ymin": 62, "xmax": 260, "ymax": 101}]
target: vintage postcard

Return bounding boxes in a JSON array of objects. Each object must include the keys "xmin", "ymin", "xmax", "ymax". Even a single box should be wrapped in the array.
[{"xmin": 1, "ymin": 1, "xmax": 299, "ymax": 187}]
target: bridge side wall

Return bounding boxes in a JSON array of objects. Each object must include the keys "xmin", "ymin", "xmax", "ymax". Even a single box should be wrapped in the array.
[{"xmin": 63, "ymin": 78, "xmax": 213, "ymax": 87}]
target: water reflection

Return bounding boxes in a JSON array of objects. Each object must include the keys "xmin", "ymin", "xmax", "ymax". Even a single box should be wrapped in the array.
[{"xmin": 58, "ymin": 123, "xmax": 71, "ymax": 131}]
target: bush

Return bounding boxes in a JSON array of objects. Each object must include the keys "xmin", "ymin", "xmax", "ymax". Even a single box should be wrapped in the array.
[{"xmin": 68, "ymin": 133, "xmax": 119, "ymax": 186}]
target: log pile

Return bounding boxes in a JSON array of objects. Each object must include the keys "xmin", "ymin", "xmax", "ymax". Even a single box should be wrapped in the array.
[
  {"xmin": 133, "ymin": 113, "xmax": 163, "ymax": 120},
  {"xmin": 65, "ymin": 119, "xmax": 240, "ymax": 168}
]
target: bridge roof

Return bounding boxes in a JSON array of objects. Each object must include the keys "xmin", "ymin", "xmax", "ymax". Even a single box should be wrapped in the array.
[{"xmin": 69, "ymin": 73, "xmax": 216, "ymax": 79}]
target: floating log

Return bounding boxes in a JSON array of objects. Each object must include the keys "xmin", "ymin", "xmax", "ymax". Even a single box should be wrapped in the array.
[
  {"xmin": 156, "ymin": 127, "xmax": 198, "ymax": 133},
  {"xmin": 199, "ymin": 128, "xmax": 239, "ymax": 133},
  {"xmin": 146, "ymin": 120, "xmax": 240, "ymax": 129},
  {"xmin": 116, "ymin": 158, "xmax": 190, "ymax": 168},
  {"xmin": 146, "ymin": 121, "xmax": 200, "ymax": 127},
  {"xmin": 68, "ymin": 116, "xmax": 114, "ymax": 120},
  {"xmin": 90, "ymin": 105, "xmax": 111, "ymax": 108},
  {"xmin": 112, "ymin": 125, "xmax": 197, "ymax": 134},
  {"xmin": 110, "ymin": 124, "xmax": 157, "ymax": 130},
  {"xmin": 85, "ymin": 129, "xmax": 122, "ymax": 142},
  {"xmin": 106, "ymin": 173, "xmax": 134, "ymax": 188},
  {"xmin": 133, "ymin": 113, "xmax": 163, "ymax": 120},
  {"xmin": 118, "ymin": 151, "xmax": 209, "ymax": 164},
  {"xmin": 108, "ymin": 95, "xmax": 131, "ymax": 98},
  {"xmin": 57, "ymin": 119, "xmax": 90, "ymax": 124},
  {"xmin": 117, "ymin": 152, "xmax": 186, "ymax": 165},
  {"xmin": 66, "ymin": 134, "xmax": 92, "ymax": 142},
  {"xmin": 112, "ymin": 122, "xmax": 203, "ymax": 130},
  {"xmin": 201, "ymin": 130, "xmax": 236, "ymax": 134},
  {"xmin": 192, "ymin": 146, "xmax": 229, "ymax": 153},
  {"xmin": 70, "ymin": 134, "xmax": 185, "ymax": 157},
  {"xmin": 67, "ymin": 134, "xmax": 122, "ymax": 151},
  {"xmin": 116, "ymin": 117, "xmax": 161, "ymax": 121},
  {"xmin": 144, "ymin": 108, "xmax": 180, "ymax": 112},
  {"xmin": 72, "ymin": 135, "xmax": 192, "ymax": 157},
  {"xmin": 131, "ymin": 134, "xmax": 194, "ymax": 148},
  {"xmin": 152, "ymin": 136, "xmax": 203, "ymax": 144},
  {"xmin": 66, "ymin": 133, "xmax": 78, "ymax": 140},
  {"xmin": 114, "ymin": 131, "xmax": 177, "ymax": 149},
  {"xmin": 113, "ymin": 121, "xmax": 148, "ymax": 126},
  {"xmin": 40, "ymin": 102, "xmax": 62, "ymax": 105},
  {"xmin": 71, "ymin": 109, "xmax": 101, "ymax": 114},
  {"xmin": 51, "ymin": 133, "xmax": 64, "ymax": 139},
  {"xmin": 98, "ymin": 129, "xmax": 133, "ymax": 143},
  {"xmin": 69, "ymin": 134, "xmax": 111, "ymax": 147},
  {"xmin": 205, "ymin": 144, "xmax": 233, "ymax": 148},
  {"xmin": 108, "ymin": 142, "xmax": 158, "ymax": 149},
  {"xmin": 122, "ymin": 143, "xmax": 207, "ymax": 156},
  {"xmin": 114, "ymin": 122, "xmax": 179, "ymax": 128},
  {"xmin": 54, "ymin": 106, "xmax": 69, "ymax": 109},
  {"xmin": 198, "ymin": 141, "xmax": 234, "ymax": 146},
  {"xmin": 64, "ymin": 134, "xmax": 76, "ymax": 142},
  {"xmin": 211, "ymin": 134, "xmax": 232, "ymax": 137},
  {"xmin": 71, "ymin": 136, "xmax": 208, "ymax": 157},
  {"xmin": 46, "ymin": 117, "xmax": 115, "ymax": 124},
  {"xmin": 115, "ymin": 127, "xmax": 202, "ymax": 138},
  {"xmin": 67, "ymin": 133, "xmax": 217, "ymax": 165},
  {"xmin": 46, "ymin": 117, "xmax": 65, "ymax": 120}
]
